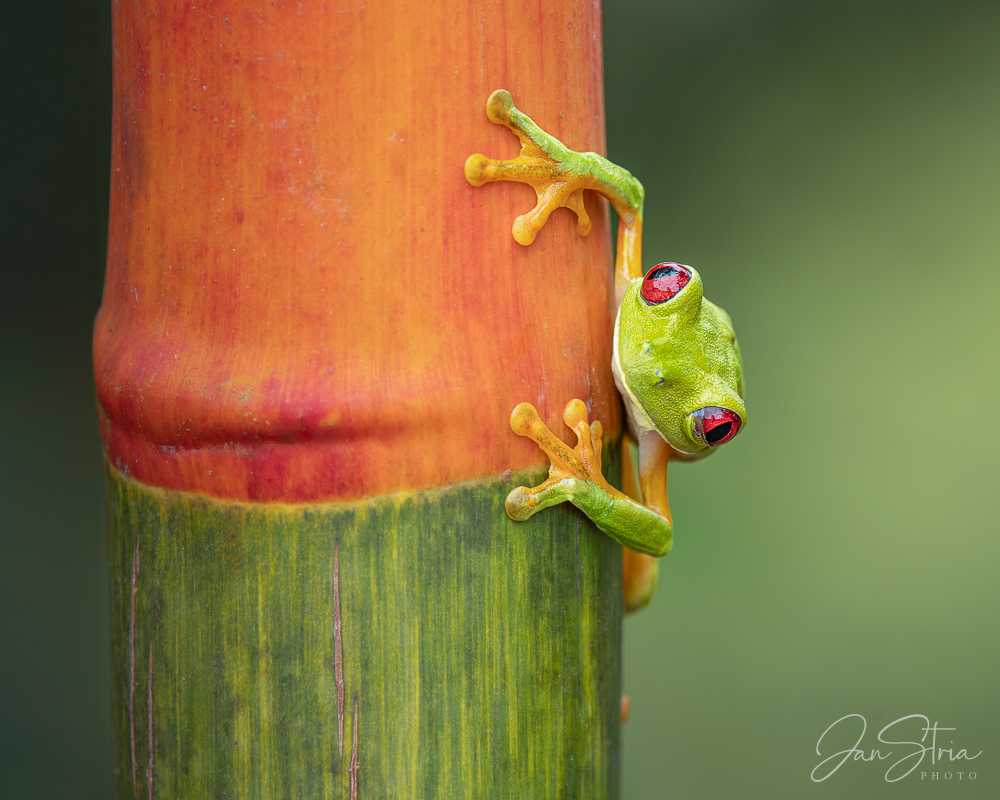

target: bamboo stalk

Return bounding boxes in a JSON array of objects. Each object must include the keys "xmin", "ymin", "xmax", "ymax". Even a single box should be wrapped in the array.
[
  {"xmin": 106, "ymin": 461, "xmax": 622, "ymax": 797},
  {"xmin": 97, "ymin": 1, "xmax": 623, "ymax": 796}
]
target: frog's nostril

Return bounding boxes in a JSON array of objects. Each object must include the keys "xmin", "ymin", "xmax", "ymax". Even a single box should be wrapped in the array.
[{"xmin": 690, "ymin": 407, "xmax": 741, "ymax": 447}]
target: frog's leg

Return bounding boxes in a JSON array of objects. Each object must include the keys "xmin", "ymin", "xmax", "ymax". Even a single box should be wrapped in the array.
[
  {"xmin": 619, "ymin": 434, "xmax": 658, "ymax": 613},
  {"xmin": 505, "ymin": 400, "xmax": 673, "ymax": 558},
  {"xmin": 622, "ymin": 428, "xmax": 683, "ymax": 612},
  {"xmin": 465, "ymin": 89, "xmax": 646, "ymax": 303},
  {"xmin": 624, "ymin": 430, "xmax": 708, "ymax": 611}
]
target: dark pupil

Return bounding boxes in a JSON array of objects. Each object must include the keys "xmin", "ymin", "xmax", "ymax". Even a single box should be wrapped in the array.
[
  {"xmin": 705, "ymin": 422, "xmax": 732, "ymax": 444},
  {"xmin": 652, "ymin": 267, "xmax": 677, "ymax": 278},
  {"xmin": 643, "ymin": 265, "xmax": 691, "ymax": 303}
]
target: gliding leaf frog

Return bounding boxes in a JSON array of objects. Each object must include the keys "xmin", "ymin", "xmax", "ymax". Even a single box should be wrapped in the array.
[{"xmin": 465, "ymin": 90, "xmax": 746, "ymax": 612}]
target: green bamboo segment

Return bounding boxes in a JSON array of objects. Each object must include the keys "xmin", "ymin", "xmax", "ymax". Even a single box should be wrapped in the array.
[{"xmin": 106, "ymin": 458, "xmax": 623, "ymax": 799}]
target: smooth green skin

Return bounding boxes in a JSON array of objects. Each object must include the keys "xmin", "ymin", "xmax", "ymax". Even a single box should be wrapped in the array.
[
  {"xmin": 529, "ymin": 279, "xmax": 746, "ymax": 559},
  {"xmin": 517, "ymin": 471, "xmax": 678, "ymax": 557},
  {"xmin": 502, "ymin": 97, "xmax": 645, "ymax": 220},
  {"xmin": 491, "ymin": 95, "xmax": 746, "ymax": 559},
  {"xmin": 614, "ymin": 271, "xmax": 746, "ymax": 458}
]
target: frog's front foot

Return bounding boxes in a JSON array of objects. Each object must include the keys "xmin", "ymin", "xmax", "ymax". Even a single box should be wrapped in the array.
[
  {"xmin": 465, "ymin": 90, "xmax": 596, "ymax": 246},
  {"xmin": 505, "ymin": 399, "xmax": 619, "ymax": 523},
  {"xmin": 505, "ymin": 400, "xmax": 673, "ymax": 557}
]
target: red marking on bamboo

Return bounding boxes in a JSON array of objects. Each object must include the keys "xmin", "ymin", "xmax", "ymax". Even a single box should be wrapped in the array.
[
  {"xmin": 333, "ymin": 539, "xmax": 345, "ymax": 759},
  {"xmin": 147, "ymin": 640, "xmax": 155, "ymax": 800},
  {"xmin": 575, "ymin": 515, "xmax": 581, "ymax": 598},
  {"xmin": 95, "ymin": 3, "xmax": 617, "ymax": 507},
  {"xmin": 349, "ymin": 692, "xmax": 360, "ymax": 799},
  {"xmin": 129, "ymin": 536, "xmax": 140, "ymax": 799}
]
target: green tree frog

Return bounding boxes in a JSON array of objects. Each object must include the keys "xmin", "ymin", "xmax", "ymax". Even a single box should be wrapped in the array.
[{"xmin": 465, "ymin": 90, "xmax": 746, "ymax": 612}]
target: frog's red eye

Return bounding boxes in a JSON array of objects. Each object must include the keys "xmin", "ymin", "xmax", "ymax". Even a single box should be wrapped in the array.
[
  {"xmin": 690, "ymin": 407, "xmax": 742, "ymax": 447},
  {"xmin": 641, "ymin": 263, "xmax": 691, "ymax": 304}
]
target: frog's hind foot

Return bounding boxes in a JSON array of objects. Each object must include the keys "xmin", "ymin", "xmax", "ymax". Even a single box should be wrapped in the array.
[
  {"xmin": 621, "ymin": 694, "xmax": 632, "ymax": 724},
  {"xmin": 504, "ymin": 400, "xmax": 617, "ymax": 522}
]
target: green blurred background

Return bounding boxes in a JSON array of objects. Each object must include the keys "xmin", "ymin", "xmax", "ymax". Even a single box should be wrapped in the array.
[{"xmin": 2, "ymin": 1, "xmax": 997, "ymax": 797}]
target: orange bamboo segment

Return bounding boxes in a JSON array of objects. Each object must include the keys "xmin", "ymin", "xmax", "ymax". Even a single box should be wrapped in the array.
[{"xmin": 94, "ymin": 0, "xmax": 618, "ymax": 503}]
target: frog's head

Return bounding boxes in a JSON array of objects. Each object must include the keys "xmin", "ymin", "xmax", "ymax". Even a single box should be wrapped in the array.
[{"xmin": 616, "ymin": 263, "xmax": 746, "ymax": 456}]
